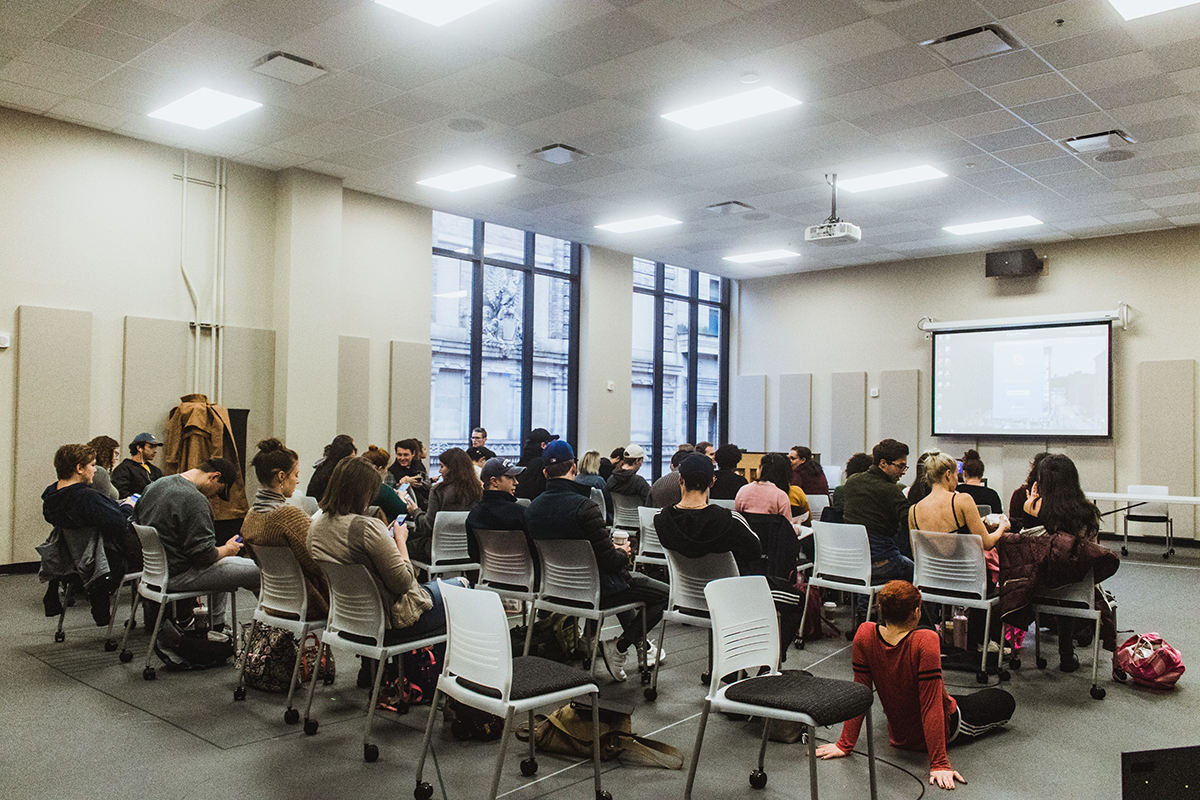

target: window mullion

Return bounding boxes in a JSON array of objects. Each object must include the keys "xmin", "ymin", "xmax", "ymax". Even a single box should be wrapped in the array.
[
  {"xmin": 469, "ymin": 221, "xmax": 484, "ymax": 432},
  {"xmin": 520, "ymin": 231, "xmax": 535, "ymax": 441}
]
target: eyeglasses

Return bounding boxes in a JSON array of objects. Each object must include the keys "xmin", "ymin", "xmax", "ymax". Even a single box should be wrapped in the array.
[{"xmin": 888, "ymin": 460, "xmax": 909, "ymax": 473}]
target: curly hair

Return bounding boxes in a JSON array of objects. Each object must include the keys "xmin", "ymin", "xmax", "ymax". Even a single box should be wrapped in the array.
[{"xmin": 86, "ymin": 436, "xmax": 119, "ymax": 470}]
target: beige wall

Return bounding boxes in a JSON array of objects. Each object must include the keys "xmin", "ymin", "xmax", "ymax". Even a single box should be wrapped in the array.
[
  {"xmin": 736, "ymin": 228, "xmax": 1200, "ymax": 536},
  {"xmin": 579, "ymin": 245, "xmax": 634, "ymax": 456}
]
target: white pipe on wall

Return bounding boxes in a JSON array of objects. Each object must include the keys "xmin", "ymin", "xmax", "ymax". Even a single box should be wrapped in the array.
[
  {"xmin": 216, "ymin": 158, "xmax": 227, "ymax": 405},
  {"xmin": 179, "ymin": 150, "xmax": 201, "ymax": 394}
]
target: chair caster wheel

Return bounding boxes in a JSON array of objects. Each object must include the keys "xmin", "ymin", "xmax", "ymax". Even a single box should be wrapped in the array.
[
  {"xmin": 1091, "ymin": 686, "xmax": 1106, "ymax": 700},
  {"xmin": 120, "ymin": 650, "xmax": 133, "ymax": 663},
  {"xmin": 1036, "ymin": 657, "xmax": 1048, "ymax": 670},
  {"xmin": 520, "ymin": 757, "xmax": 538, "ymax": 776},
  {"xmin": 640, "ymin": 669, "xmax": 651, "ymax": 685},
  {"xmin": 595, "ymin": 791, "xmax": 612, "ymax": 800},
  {"xmin": 1162, "ymin": 552, "xmax": 1170, "ymax": 560},
  {"xmin": 794, "ymin": 639, "xmax": 805, "ymax": 650},
  {"xmin": 143, "ymin": 666, "xmax": 156, "ymax": 681},
  {"xmin": 1121, "ymin": 547, "xmax": 1128, "ymax": 556},
  {"xmin": 304, "ymin": 719, "xmax": 318, "ymax": 735},
  {"xmin": 1113, "ymin": 668, "xmax": 1128, "ymax": 682},
  {"xmin": 104, "ymin": 639, "xmax": 118, "ymax": 651},
  {"xmin": 364, "ymin": 743, "xmax": 379, "ymax": 762},
  {"xmin": 54, "ymin": 631, "xmax": 65, "ymax": 643},
  {"xmin": 749, "ymin": 769, "xmax": 768, "ymax": 789},
  {"xmin": 700, "ymin": 672, "xmax": 711, "ymax": 685},
  {"xmin": 644, "ymin": 687, "xmax": 657, "ymax": 702},
  {"xmin": 234, "ymin": 686, "xmax": 247, "ymax": 701},
  {"xmin": 998, "ymin": 669, "xmax": 1011, "ymax": 682},
  {"xmin": 1009, "ymin": 657, "xmax": 1021, "ymax": 670},
  {"xmin": 976, "ymin": 670, "xmax": 988, "ymax": 684},
  {"xmin": 284, "ymin": 708, "xmax": 299, "ymax": 724},
  {"xmin": 414, "ymin": 781, "xmax": 434, "ymax": 800}
]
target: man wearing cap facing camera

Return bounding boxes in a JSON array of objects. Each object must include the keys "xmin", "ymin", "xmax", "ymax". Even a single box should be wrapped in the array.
[
  {"xmin": 111, "ymin": 432, "xmax": 165, "ymax": 500},
  {"xmin": 133, "ymin": 457, "xmax": 260, "ymax": 630},
  {"xmin": 465, "ymin": 457, "xmax": 529, "ymax": 562},
  {"xmin": 526, "ymin": 441, "xmax": 668, "ymax": 682}
]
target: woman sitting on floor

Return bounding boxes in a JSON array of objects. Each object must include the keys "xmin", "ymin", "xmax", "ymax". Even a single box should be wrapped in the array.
[{"xmin": 817, "ymin": 580, "xmax": 1016, "ymax": 791}]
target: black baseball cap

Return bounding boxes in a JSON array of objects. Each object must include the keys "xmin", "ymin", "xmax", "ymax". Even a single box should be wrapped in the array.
[
  {"xmin": 131, "ymin": 432, "xmax": 163, "ymax": 447},
  {"xmin": 481, "ymin": 457, "xmax": 523, "ymax": 483},
  {"xmin": 678, "ymin": 453, "xmax": 715, "ymax": 485},
  {"xmin": 528, "ymin": 428, "xmax": 559, "ymax": 444}
]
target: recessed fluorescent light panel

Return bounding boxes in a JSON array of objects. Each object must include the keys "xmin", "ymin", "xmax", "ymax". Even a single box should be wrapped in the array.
[
  {"xmin": 595, "ymin": 215, "xmax": 682, "ymax": 233},
  {"xmin": 723, "ymin": 249, "xmax": 800, "ymax": 264},
  {"xmin": 661, "ymin": 87, "xmax": 801, "ymax": 130},
  {"xmin": 839, "ymin": 165, "xmax": 947, "ymax": 193},
  {"xmin": 944, "ymin": 215, "xmax": 1043, "ymax": 235},
  {"xmin": 375, "ymin": 0, "xmax": 503, "ymax": 26},
  {"xmin": 1107, "ymin": 0, "xmax": 1200, "ymax": 19},
  {"xmin": 417, "ymin": 165, "xmax": 515, "ymax": 192},
  {"xmin": 148, "ymin": 88, "xmax": 261, "ymax": 130}
]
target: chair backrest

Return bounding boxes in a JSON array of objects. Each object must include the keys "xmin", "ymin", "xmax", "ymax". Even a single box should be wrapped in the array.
[
  {"xmin": 320, "ymin": 561, "xmax": 387, "ymax": 647},
  {"xmin": 430, "ymin": 511, "xmax": 474, "ymax": 566},
  {"xmin": 132, "ymin": 523, "xmax": 170, "ymax": 593},
  {"xmin": 976, "ymin": 504, "xmax": 992, "ymax": 518},
  {"xmin": 810, "ymin": 521, "xmax": 873, "ymax": 586},
  {"xmin": 516, "ymin": 497, "xmax": 531, "ymax": 508},
  {"xmin": 705, "ymin": 576, "xmax": 778, "ymax": 695},
  {"xmin": 611, "ymin": 492, "xmax": 642, "ymax": 529},
  {"xmin": 440, "ymin": 582, "xmax": 513, "ymax": 700},
  {"xmin": 1127, "ymin": 485, "xmax": 1169, "ymax": 519},
  {"xmin": 533, "ymin": 538, "xmax": 601, "ymax": 611},
  {"xmin": 807, "ymin": 493, "xmax": 830, "ymax": 518},
  {"xmin": 910, "ymin": 529, "xmax": 988, "ymax": 601},
  {"xmin": 708, "ymin": 498, "xmax": 735, "ymax": 509},
  {"xmin": 1034, "ymin": 567, "xmax": 1096, "ymax": 608},
  {"xmin": 665, "ymin": 549, "xmax": 738, "ymax": 616},
  {"xmin": 822, "ymin": 465, "xmax": 841, "ymax": 492},
  {"xmin": 637, "ymin": 506, "xmax": 664, "ymax": 558},
  {"xmin": 588, "ymin": 486, "xmax": 607, "ymax": 518},
  {"xmin": 253, "ymin": 545, "xmax": 309, "ymax": 621},
  {"xmin": 475, "ymin": 529, "xmax": 536, "ymax": 593},
  {"xmin": 289, "ymin": 494, "xmax": 319, "ymax": 516}
]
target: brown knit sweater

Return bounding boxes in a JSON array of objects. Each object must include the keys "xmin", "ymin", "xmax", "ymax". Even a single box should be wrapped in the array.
[{"xmin": 242, "ymin": 504, "xmax": 328, "ymax": 619}]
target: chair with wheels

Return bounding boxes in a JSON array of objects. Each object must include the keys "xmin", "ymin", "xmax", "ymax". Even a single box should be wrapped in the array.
[
  {"xmin": 474, "ymin": 528, "xmax": 539, "ymax": 655},
  {"xmin": 233, "ymin": 546, "xmax": 328, "ymax": 724},
  {"xmin": 1122, "ymin": 485, "xmax": 1173, "ymax": 558},
  {"xmin": 411, "ymin": 511, "xmax": 479, "ymax": 578},
  {"xmin": 634, "ymin": 506, "xmax": 667, "ymax": 572},
  {"xmin": 102, "ymin": 570, "xmax": 143, "ymax": 651},
  {"xmin": 117, "ymin": 523, "xmax": 238, "ymax": 680},
  {"xmin": 708, "ymin": 498, "xmax": 735, "ymax": 510},
  {"xmin": 976, "ymin": 504, "xmax": 992, "ymax": 518},
  {"xmin": 911, "ymin": 530, "xmax": 1007, "ymax": 685},
  {"xmin": 797, "ymin": 522, "xmax": 883, "ymax": 648},
  {"xmin": 610, "ymin": 492, "xmax": 642, "ymax": 531},
  {"xmin": 685, "ymin": 575, "xmax": 878, "ymax": 799},
  {"xmin": 646, "ymin": 549, "xmax": 738, "ymax": 701},
  {"xmin": 1030, "ymin": 568, "xmax": 1106, "ymax": 700},
  {"xmin": 587, "ymin": 486, "xmax": 608, "ymax": 524},
  {"xmin": 530, "ymin": 539, "xmax": 649, "ymax": 685},
  {"xmin": 302, "ymin": 562, "xmax": 447, "ymax": 761},
  {"xmin": 412, "ymin": 583, "xmax": 609, "ymax": 800}
]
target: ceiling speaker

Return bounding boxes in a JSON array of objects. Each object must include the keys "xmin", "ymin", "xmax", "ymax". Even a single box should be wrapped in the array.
[{"xmin": 985, "ymin": 248, "xmax": 1041, "ymax": 278}]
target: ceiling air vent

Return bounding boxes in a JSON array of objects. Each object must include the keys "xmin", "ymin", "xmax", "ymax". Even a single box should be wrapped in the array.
[
  {"xmin": 530, "ymin": 143, "xmax": 590, "ymax": 164},
  {"xmin": 922, "ymin": 25, "xmax": 1017, "ymax": 66},
  {"xmin": 704, "ymin": 201, "xmax": 756, "ymax": 215},
  {"xmin": 251, "ymin": 52, "xmax": 328, "ymax": 85},
  {"xmin": 1064, "ymin": 130, "xmax": 1136, "ymax": 154}
]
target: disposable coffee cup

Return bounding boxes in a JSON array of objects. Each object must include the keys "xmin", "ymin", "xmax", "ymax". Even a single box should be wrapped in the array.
[{"xmin": 612, "ymin": 531, "xmax": 629, "ymax": 547}]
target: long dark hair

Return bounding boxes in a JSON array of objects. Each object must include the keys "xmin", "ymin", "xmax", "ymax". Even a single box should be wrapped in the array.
[
  {"xmin": 436, "ymin": 448, "xmax": 482, "ymax": 506},
  {"xmin": 87, "ymin": 436, "xmax": 119, "ymax": 470},
  {"xmin": 1035, "ymin": 454, "xmax": 1099, "ymax": 539},
  {"xmin": 790, "ymin": 446, "xmax": 822, "ymax": 479},
  {"xmin": 251, "ymin": 438, "xmax": 298, "ymax": 484},
  {"xmin": 758, "ymin": 453, "xmax": 792, "ymax": 496},
  {"xmin": 1023, "ymin": 452, "xmax": 1050, "ymax": 491}
]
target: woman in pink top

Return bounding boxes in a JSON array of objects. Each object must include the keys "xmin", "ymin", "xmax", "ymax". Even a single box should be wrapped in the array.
[{"xmin": 735, "ymin": 453, "xmax": 807, "ymax": 533}]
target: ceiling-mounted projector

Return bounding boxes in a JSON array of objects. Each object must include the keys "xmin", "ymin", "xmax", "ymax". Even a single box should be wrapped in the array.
[
  {"xmin": 805, "ymin": 221, "xmax": 861, "ymax": 244},
  {"xmin": 806, "ymin": 173, "xmax": 861, "ymax": 246}
]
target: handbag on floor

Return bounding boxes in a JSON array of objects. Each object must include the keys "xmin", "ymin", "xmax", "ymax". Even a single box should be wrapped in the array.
[{"xmin": 1113, "ymin": 633, "xmax": 1184, "ymax": 690}]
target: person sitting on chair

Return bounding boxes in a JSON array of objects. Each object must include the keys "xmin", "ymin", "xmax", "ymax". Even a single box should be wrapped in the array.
[
  {"xmin": 957, "ymin": 450, "xmax": 1004, "ymax": 515},
  {"xmin": 466, "ymin": 457, "xmax": 529, "ymax": 563},
  {"xmin": 817, "ymin": 580, "xmax": 1015, "ymax": 791},
  {"xmin": 605, "ymin": 443, "xmax": 651, "ymax": 507}
]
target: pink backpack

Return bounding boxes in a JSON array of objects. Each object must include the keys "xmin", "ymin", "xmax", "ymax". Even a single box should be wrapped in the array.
[{"xmin": 1113, "ymin": 633, "xmax": 1184, "ymax": 690}]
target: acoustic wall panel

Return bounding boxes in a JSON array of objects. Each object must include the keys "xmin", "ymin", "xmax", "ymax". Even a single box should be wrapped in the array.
[
  {"xmin": 732, "ymin": 374, "xmax": 766, "ymax": 451},
  {"xmin": 879, "ymin": 369, "xmax": 919, "ymax": 452},
  {"xmin": 390, "ymin": 340, "xmax": 432, "ymax": 446},
  {"xmin": 337, "ymin": 336, "xmax": 370, "ymax": 447},
  {"xmin": 830, "ymin": 371, "xmax": 866, "ymax": 468},
  {"xmin": 12, "ymin": 306, "xmax": 92, "ymax": 564},
  {"xmin": 121, "ymin": 316, "xmax": 189, "ymax": 447},
  {"xmin": 221, "ymin": 326, "xmax": 276, "ymax": 495},
  {"xmin": 1137, "ymin": 359, "xmax": 1196, "ymax": 540},
  {"xmin": 776, "ymin": 373, "xmax": 812, "ymax": 451}
]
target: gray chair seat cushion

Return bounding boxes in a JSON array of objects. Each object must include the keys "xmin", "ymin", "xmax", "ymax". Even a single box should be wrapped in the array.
[
  {"xmin": 723, "ymin": 672, "xmax": 872, "ymax": 726},
  {"xmin": 459, "ymin": 656, "xmax": 593, "ymax": 700}
]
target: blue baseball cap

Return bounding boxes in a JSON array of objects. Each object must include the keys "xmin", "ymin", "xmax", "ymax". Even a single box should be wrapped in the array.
[{"xmin": 543, "ymin": 440, "xmax": 575, "ymax": 466}]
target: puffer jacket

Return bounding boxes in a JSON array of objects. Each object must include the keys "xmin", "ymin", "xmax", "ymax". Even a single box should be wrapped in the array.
[{"xmin": 525, "ymin": 478, "xmax": 628, "ymax": 595}]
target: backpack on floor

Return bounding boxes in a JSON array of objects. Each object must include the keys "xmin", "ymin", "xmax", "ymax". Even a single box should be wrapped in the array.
[
  {"xmin": 1113, "ymin": 633, "xmax": 1184, "ymax": 690},
  {"xmin": 157, "ymin": 630, "xmax": 235, "ymax": 671},
  {"xmin": 510, "ymin": 614, "xmax": 585, "ymax": 663}
]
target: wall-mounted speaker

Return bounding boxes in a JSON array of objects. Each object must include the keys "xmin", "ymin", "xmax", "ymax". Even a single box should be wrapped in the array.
[{"xmin": 985, "ymin": 248, "xmax": 1042, "ymax": 277}]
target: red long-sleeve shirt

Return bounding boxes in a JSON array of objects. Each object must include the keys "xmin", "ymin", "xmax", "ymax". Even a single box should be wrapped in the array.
[{"xmin": 835, "ymin": 623, "xmax": 957, "ymax": 772}]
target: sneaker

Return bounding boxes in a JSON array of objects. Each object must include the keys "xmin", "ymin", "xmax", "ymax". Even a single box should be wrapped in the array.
[
  {"xmin": 644, "ymin": 640, "xmax": 665, "ymax": 667},
  {"xmin": 600, "ymin": 638, "xmax": 628, "ymax": 682}
]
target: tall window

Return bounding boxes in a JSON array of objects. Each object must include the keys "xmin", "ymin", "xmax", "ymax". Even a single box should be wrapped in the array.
[
  {"xmin": 631, "ymin": 258, "xmax": 730, "ymax": 481},
  {"xmin": 430, "ymin": 212, "xmax": 579, "ymax": 466}
]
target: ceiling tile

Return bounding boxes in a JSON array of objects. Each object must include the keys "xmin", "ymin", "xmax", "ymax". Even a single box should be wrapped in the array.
[
  {"xmin": 1062, "ymin": 51, "xmax": 1161, "ymax": 92},
  {"xmin": 914, "ymin": 90, "xmax": 1000, "ymax": 121},
  {"xmin": 999, "ymin": 0, "xmax": 1123, "ymax": 48},
  {"xmin": 0, "ymin": 1, "xmax": 74, "ymax": 39},
  {"xmin": 200, "ymin": 0, "xmax": 344, "ymax": 48},
  {"xmin": 520, "ymin": 98, "xmax": 649, "ymax": 142},
  {"xmin": 46, "ymin": 18, "xmax": 154, "ymax": 62},
  {"xmin": 626, "ymin": 0, "xmax": 743, "ymax": 37},
  {"xmin": 1108, "ymin": 95, "xmax": 1199, "ymax": 127},
  {"xmin": 852, "ymin": 107, "xmax": 935, "ymax": 135},
  {"xmin": 564, "ymin": 39, "xmax": 726, "ymax": 98},
  {"xmin": 941, "ymin": 108, "xmax": 1025, "ymax": 138},
  {"xmin": 1087, "ymin": 77, "xmax": 1184, "ymax": 110},
  {"xmin": 337, "ymin": 107, "xmax": 412, "ymax": 138},
  {"xmin": 510, "ymin": 11, "xmax": 671, "ymax": 77},
  {"xmin": 0, "ymin": 59, "xmax": 96, "ymax": 95},
  {"xmin": 160, "ymin": 22, "xmax": 268, "ymax": 64},
  {"xmin": 843, "ymin": 45, "xmax": 941, "ymax": 86},
  {"xmin": 1012, "ymin": 92, "xmax": 1099, "ymax": 124},
  {"xmin": 75, "ymin": 0, "xmax": 189, "ymax": 42},
  {"xmin": 1018, "ymin": 154, "xmax": 1088, "ymax": 176},
  {"xmin": 953, "ymin": 49, "xmax": 1052, "ymax": 88},
  {"xmin": 1034, "ymin": 110, "xmax": 1118, "ymax": 139},
  {"xmin": 46, "ymin": 95, "xmax": 131, "ymax": 128},
  {"xmin": 1035, "ymin": 26, "xmax": 1141, "ymax": 70},
  {"xmin": 0, "ymin": 78, "xmax": 64, "ymax": 110},
  {"xmin": 878, "ymin": 68, "xmax": 973, "ymax": 104},
  {"xmin": 994, "ymin": 140, "xmax": 1068, "ymax": 164},
  {"xmin": 1131, "ymin": 114, "xmax": 1200, "ymax": 142},
  {"xmin": 986, "ymin": 72, "xmax": 1076, "ymax": 106},
  {"xmin": 800, "ymin": 18, "xmax": 909, "ymax": 65},
  {"xmin": 13, "ymin": 39, "xmax": 121, "ymax": 80},
  {"xmin": 875, "ymin": 0, "xmax": 995, "ymax": 44},
  {"xmin": 370, "ymin": 93, "xmax": 453, "ymax": 125},
  {"xmin": 969, "ymin": 125, "xmax": 1047, "ymax": 151}
]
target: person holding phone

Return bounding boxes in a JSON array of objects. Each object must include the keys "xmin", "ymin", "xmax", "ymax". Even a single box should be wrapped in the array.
[{"xmin": 388, "ymin": 438, "xmax": 430, "ymax": 510}]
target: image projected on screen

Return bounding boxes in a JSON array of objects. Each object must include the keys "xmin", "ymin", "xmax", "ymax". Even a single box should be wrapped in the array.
[{"xmin": 933, "ymin": 322, "xmax": 1111, "ymax": 437}]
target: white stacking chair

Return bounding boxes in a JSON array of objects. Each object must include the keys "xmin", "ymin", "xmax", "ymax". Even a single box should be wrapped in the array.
[
  {"xmin": 411, "ymin": 511, "xmax": 479, "ymax": 578},
  {"xmin": 412, "ymin": 583, "xmax": 607, "ymax": 800},
  {"xmin": 233, "ymin": 546, "xmax": 327, "ymax": 724},
  {"xmin": 117, "ymin": 523, "xmax": 237, "ymax": 681},
  {"xmin": 289, "ymin": 494, "xmax": 319, "ymax": 516},
  {"xmin": 531, "ymin": 539, "xmax": 649, "ymax": 684},
  {"xmin": 611, "ymin": 492, "xmax": 642, "ymax": 530},
  {"xmin": 797, "ymin": 521, "xmax": 882, "ymax": 648},
  {"xmin": 1122, "ymin": 485, "xmax": 1173, "ymax": 559},
  {"xmin": 807, "ymin": 493, "xmax": 830, "ymax": 523},
  {"xmin": 102, "ymin": 569, "xmax": 143, "ymax": 651},
  {"xmin": 686, "ymin": 576, "xmax": 878, "ymax": 800},
  {"xmin": 587, "ymin": 486, "xmax": 608, "ymax": 522},
  {"xmin": 646, "ymin": 549, "xmax": 738, "ymax": 701},
  {"xmin": 822, "ymin": 464, "xmax": 841, "ymax": 493},
  {"xmin": 634, "ymin": 506, "xmax": 667, "ymax": 571},
  {"xmin": 976, "ymin": 504, "xmax": 993, "ymax": 518},
  {"xmin": 708, "ymin": 498, "xmax": 736, "ymax": 510},
  {"xmin": 515, "ymin": 497, "xmax": 531, "ymax": 508},
  {"xmin": 1031, "ymin": 568, "xmax": 1106, "ymax": 700},
  {"xmin": 473, "ymin": 528, "xmax": 539, "ymax": 655},
  {"xmin": 303, "ymin": 562, "xmax": 448, "ymax": 761},
  {"xmin": 911, "ymin": 530, "xmax": 1007, "ymax": 684}
]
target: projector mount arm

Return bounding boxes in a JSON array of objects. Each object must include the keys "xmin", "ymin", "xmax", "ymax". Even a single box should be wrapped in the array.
[{"xmin": 823, "ymin": 173, "xmax": 841, "ymax": 224}]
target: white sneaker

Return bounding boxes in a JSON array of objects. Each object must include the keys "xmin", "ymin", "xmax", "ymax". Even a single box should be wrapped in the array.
[
  {"xmin": 645, "ymin": 641, "xmax": 666, "ymax": 667},
  {"xmin": 600, "ymin": 638, "xmax": 628, "ymax": 682}
]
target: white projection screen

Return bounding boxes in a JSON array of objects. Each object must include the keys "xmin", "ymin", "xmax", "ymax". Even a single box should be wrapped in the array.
[{"xmin": 932, "ymin": 322, "xmax": 1112, "ymax": 438}]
